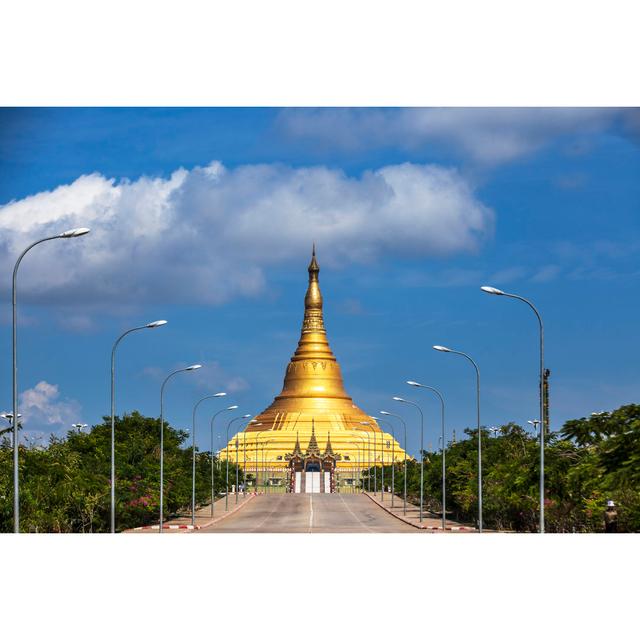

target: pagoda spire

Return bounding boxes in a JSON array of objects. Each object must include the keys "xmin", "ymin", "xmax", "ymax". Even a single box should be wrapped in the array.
[
  {"xmin": 302, "ymin": 244, "xmax": 324, "ymax": 334},
  {"xmin": 272, "ymin": 246, "xmax": 352, "ymax": 404},
  {"xmin": 324, "ymin": 432, "xmax": 336, "ymax": 457},
  {"xmin": 305, "ymin": 419, "xmax": 321, "ymax": 456},
  {"xmin": 292, "ymin": 432, "xmax": 302, "ymax": 456}
]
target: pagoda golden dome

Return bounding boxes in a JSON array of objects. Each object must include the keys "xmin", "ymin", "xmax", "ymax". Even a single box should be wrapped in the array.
[{"xmin": 221, "ymin": 247, "xmax": 406, "ymax": 480}]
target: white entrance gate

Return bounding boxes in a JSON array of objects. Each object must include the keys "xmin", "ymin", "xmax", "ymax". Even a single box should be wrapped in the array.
[{"xmin": 305, "ymin": 471, "xmax": 321, "ymax": 493}]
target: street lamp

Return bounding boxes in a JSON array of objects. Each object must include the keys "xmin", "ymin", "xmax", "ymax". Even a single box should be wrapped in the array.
[
  {"xmin": 191, "ymin": 392, "xmax": 227, "ymax": 526},
  {"xmin": 235, "ymin": 436, "xmax": 240, "ymax": 502},
  {"xmin": 110, "ymin": 319, "xmax": 167, "ymax": 533},
  {"xmin": 210, "ymin": 405, "xmax": 238, "ymax": 516},
  {"xmin": 525, "ymin": 419, "xmax": 542, "ymax": 470},
  {"xmin": 255, "ymin": 431, "xmax": 272, "ymax": 493},
  {"xmin": 354, "ymin": 427, "xmax": 372, "ymax": 492},
  {"xmin": 380, "ymin": 411, "xmax": 408, "ymax": 514},
  {"xmin": 159, "ymin": 364, "xmax": 202, "ymax": 533},
  {"xmin": 0, "ymin": 413, "xmax": 21, "ymax": 438},
  {"xmin": 368, "ymin": 417, "xmax": 384, "ymax": 499},
  {"xmin": 433, "ymin": 344, "xmax": 483, "ymax": 532},
  {"xmin": 226, "ymin": 414, "xmax": 251, "ymax": 510},
  {"xmin": 72, "ymin": 423, "xmax": 88, "ymax": 431},
  {"xmin": 260, "ymin": 440, "xmax": 273, "ymax": 492},
  {"xmin": 393, "ymin": 396, "xmax": 425, "ymax": 522},
  {"xmin": 244, "ymin": 420, "xmax": 261, "ymax": 496},
  {"xmin": 352, "ymin": 433, "xmax": 367, "ymax": 493},
  {"xmin": 374, "ymin": 416, "xmax": 396, "ymax": 506},
  {"xmin": 12, "ymin": 226, "xmax": 90, "ymax": 533},
  {"xmin": 351, "ymin": 441, "xmax": 362, "ymax": 492},
  {"xmin": 407, "ymin": 381, "xmax": 447, "ymax": 530},
  {"xmin": 481, "ymin": 284, "xmax": 546, "ymax": 533},
  {"xmin": 360, "ymin": 421, "xmax": 377, "ymax": 495}
]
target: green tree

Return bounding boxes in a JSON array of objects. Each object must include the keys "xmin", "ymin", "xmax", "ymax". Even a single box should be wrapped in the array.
[
  {"xmin": 385, "ymin": 405, "xmax": 640, "ymax": 532},
  {"xmin": 0, "ymin": 411, "xmax": 243, "ymax": 533}
]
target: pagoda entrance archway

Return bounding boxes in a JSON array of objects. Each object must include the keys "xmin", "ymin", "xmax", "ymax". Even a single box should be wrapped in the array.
[
  {"xmin": 293, "ymin": 470, "xmax": 331, "ymax": 493},
  {"xmin": 286, "ymin": 424, "xmax": 340, "ymax": 494}
]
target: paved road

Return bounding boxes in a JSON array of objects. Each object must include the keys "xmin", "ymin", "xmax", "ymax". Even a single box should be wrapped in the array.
[{"xmin": 196, "ymin": 493, "xmax": 419, "ymax": 533}]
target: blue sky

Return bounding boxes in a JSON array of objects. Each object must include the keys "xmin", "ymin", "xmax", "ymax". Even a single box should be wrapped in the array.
[{"xmin": 1, "ymin": 107, "xmax": 639, "ymax": 457}]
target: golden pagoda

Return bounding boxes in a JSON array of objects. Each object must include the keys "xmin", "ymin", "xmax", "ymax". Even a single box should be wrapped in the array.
[{"xmin": 220, "ymin": 246, "xmax": 406, "ymax": 490}]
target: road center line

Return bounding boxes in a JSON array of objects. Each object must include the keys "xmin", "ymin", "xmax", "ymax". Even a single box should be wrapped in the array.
[{"xmin": 308, "ymin": 494, "xmax": 314, "ymax": 533}]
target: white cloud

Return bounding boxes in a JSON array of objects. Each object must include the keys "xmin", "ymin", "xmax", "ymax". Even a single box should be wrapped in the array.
[
  {"xmin": 488, "ymin": 266, "xmax": 529, "ymax": 285},
  {"xmin": 192, "ymin": 361, "xmax": 250, "ymax": 394},
  {"xmin": 0, "ymin": 160, "xmax": 493, "ymax": 309},
  {"xmin": 142, "ymin": 360, "xmax": 249, "ymax": 394},
  {"xmin": 530, "ymin": 265, "xmax": 561, "ymax": 283},
  {"xmin": 554, "ymin": 172, "xmax": 587, "ymax": 190},
  {"xmin": 19, "ymin": 380, "xmax": 82, "ymax": 435},
  {"xmin": 276, "ymin": 108, "xmax": 617, "ymax": 164},
  {"xmin": 336, "ymin": 298, "xmax": 367, "ymax": 316},
  {"xmin": 56, "ymin": 313, "xmax": 96, "ymax": 333},
  {"xmin": 396, "ymin": 267, "xmax": 484, "ymax": 288}
]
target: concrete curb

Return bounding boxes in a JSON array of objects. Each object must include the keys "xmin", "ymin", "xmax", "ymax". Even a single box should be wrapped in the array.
[
  {"xmin": 195, "ymin": 493, "xmax": 257, "ymax": 531},
  {"xmin": 133, "ymin": 524, "xmax": 196, "ymax": 531},
  {"xmin": 125, "ymin": 494, "xmax": 256, "ymax": 533},
  {"xmin": 363, "ymin": 492, "xmax": 474, "ymax": 532}
]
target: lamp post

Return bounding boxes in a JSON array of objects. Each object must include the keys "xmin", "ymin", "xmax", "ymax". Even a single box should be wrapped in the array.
[
  {"xmin": 12, "ymin": 226, "xmax": 90, "ymax": 533},
  {"xmin": 355, "ymin": 428, "xmax": 372, "ymax": 492},
  {"xmin": 191, "ymin": 392, "xmax": 227, "ymax": 526},
  {"xmin": 481, "ymin": 285, "xmax": 546, "ymax": 533},
  {"xmin": 110, "ymin": 320, "xmax": 167, "ymax": 533},
  {"xmin": 381, "ymin": 435, "xmax": 385, "ymax": 499},
  {"xmin": 210, "ymin": 405, "xmax": 238, "ymax": 516},
  {"xmin": 375, "ymin": 417, "xmax": 396, "ymax": 507},
  {"xmin": 255, "ymin": 431, "xmax": 271, "ymax": 493},
  {"xmin": 360, "ymin": 421, "xmax": 376, "ymax": 495},
  {"xmin": 433, "ymin": 345, "xmax": 482, "ymax": 533},
  {"xmin": 378, "ymin": 428, "xmax": 385, "ymax": 500},
  {"xmin": 244, "ymin": 421, "xmax": 261, "ymax": 496},
  {"xmin": 352, "ymin": 434, "xmax": 367, "ymax": 493},
  {"xmin": 380, "ymin": 411, "xmax": 407, "ymax": 515},
  {"xmin": 393, "ymin": 397, "xmax": 425, "ymax": 522},
  {"xmin": 260, "ymin": 440, "xmax": 272, "ymax": 493},
  {"xmin": 351, "ymin": 442, "xmax": 362, "ymax": 493},
  {"xmin": 159, "ymin": 364, "xmax": 202, "ymax": 532},
  {"xmin": 0, "ymin": 413, "xmax": 21, "ymax": 439},
  {"xmin": 407, "ymin": 381, "xmax": 447, "ymax": 531},
  {"xmin": 226, "ymin": 414, "xmax": 251, "ymax": 510},
  {"xmin": 235, "ymin": 435, "xmax": 240, "ymax": 503},
  {"xmin": 526, "ymin": 420, "xmax": 540, "ymax": 453},
  {"xmin": 374, "ymin": 416, "xmax": 388, "ymax": 501}
]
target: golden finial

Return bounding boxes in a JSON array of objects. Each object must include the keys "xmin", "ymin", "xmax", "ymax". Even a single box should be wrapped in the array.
[
  {"xmin": 308, "ymin": 243, "xmax": 319, "ymax": 277},
  {"xmin": 302, "ymin": 244, "xmax": 324, "ymax": 333}
]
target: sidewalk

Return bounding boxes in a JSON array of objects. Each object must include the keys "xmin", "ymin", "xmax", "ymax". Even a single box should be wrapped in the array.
[
  {"xmin": 125, "ymin": 492, "xmax": 255, "ymax": 533},
  {"xmin": 364, "ymin": 492, "xmax": 477, "ymax": 532}
]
